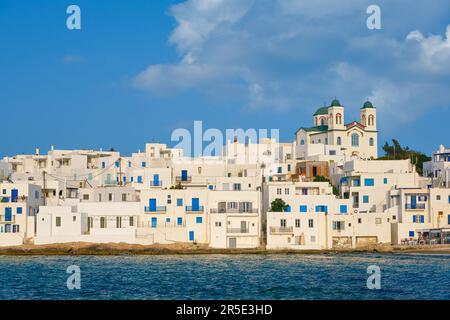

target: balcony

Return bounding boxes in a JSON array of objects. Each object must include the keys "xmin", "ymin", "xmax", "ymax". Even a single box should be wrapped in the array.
[
  {"xmin": 210, "ymin": 208, "xmax": 258, "ymax": 214},
  {"xmin": 149, "ymin": 181, "xmax": 162, "ymax": 187},
  {"xmin": 144, "ymin": 206, "xmax": 167, "ymax": 214},
  {"xmin": 227, "ymin": 228, "xmax": 249, "ymax": 234},
  {"xmin": 175, "ymin": 176, "xmax": 192, "ymax": 183},
  {"xmin": 270, "ymin": 226, "xmax": 293, "ymax": 235},
  {"xmin": 0, "ymin": 216, "xmax": 15, "ymax": 223},
  {"xmin": 185, "ymin": 206, "xmax": 204, "ymax": 213},
  {"xmin": 405, "ymin": 203, "xmax": 426, "ymax": 210}
]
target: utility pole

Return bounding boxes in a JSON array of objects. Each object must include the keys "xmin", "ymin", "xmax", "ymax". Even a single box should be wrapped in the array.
[
  {"xmin": 118, "ymin": 157, "xmax": 122, "ymax": 186},
  {"xmin": 42, "ymin": 170, "xmax": 47, "ymax": 206}
]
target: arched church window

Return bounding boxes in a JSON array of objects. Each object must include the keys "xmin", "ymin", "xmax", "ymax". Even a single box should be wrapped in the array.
[
  {"xmin": 336, "ymin": 113, "xmax": 342, "ymax": 125},
  {"xmin": 337, "ymin": 137, "xmax": 342, "ymax": 145},
  {"xmin": 320, "ymin": 118, "xmax": 325, "ymax": 126},
  {"xmin": 300, "ymin": 139, "xmax": 305, "ymax": 145},
  {"xmin": 369, "ymin": 137, "xmax": 374, "ymax": 146},
  {"xmin": 362, "ymin": 115, "xmax": 366, "ymax": 126},
  {"xmin": 351, "ymin": 133, "xmax": 359, "ymax": 147},
  {"xmin": 368, "ymin": 115, "xmax": 374, "ymax": 126},
  {"xmin": 325, "ymin": 138, "xmax": 328, "ymax": 145}
]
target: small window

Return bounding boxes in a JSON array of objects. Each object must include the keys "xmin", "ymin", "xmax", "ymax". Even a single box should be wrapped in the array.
[
  {"xmin": 83, "ymin": 194, "xmax": 89, "ymax": 200},
  {"xmin": 177, "ymin": 198, "xmax": 183, "ymax": 207},
  {"xmin": 122, "ymin": 194, "xmax": 127, "ymax": 202},
  {"xmin": 196, "ymin": 217, "xmax": 203, "ymax": 224},
  {"xmin": 56, "ymin": 217, "xmax": 61, "ymax": 227},
  {"xmin": 295, "ymin": 219, "xmax": 300, "ymax": 228},
  {"xmin": 308, "ymin": 219, "xmax": 314, "ymax": 228},
  {"xmin": 108, "ymin": 193, "xmax": 113, "ymax": 201}
]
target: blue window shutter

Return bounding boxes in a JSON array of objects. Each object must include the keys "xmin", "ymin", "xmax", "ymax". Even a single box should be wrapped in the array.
[
  {"xmin": 413, "ymin": 216, "xmax": 417, "ymax": 223},
  {"xmin": 364, "ymin": 178, "xmax": 375, "ymax": 186},
  {"xmin": 384, "ymin": 178, "xmax": 388, "ymax": 184},
  {"xmin": 420, "ymin": 216, "xmax": 424, "ymax": 223},
  {"xmin": 189, "ymin": 231, "xmax": 195, "ymax": 241},
  {"xmin": 131, "ymin": 177, "xmax": 134, "ymax": 182},
  {"xmin": 5, "ymin": 208, "xmax": 12, "ymax": 222},
  {"xmin": 285, "ymin": 205, "xmax": 291, "ymax": 212},
  {"xmin": 137, "ymin": 176, "xmax": 143, "ymax": 183},
  {"xmin": 192, "ymin": 198, "xmax": 199, "ymax": 211},
  {"xmin": 363, "ymin": 196, "xmax": 369, "ymax": 203},
  {"xmin": 11, "ymin": 189, "xmax": 18, "ymax": 202},
  {"xmin": 448, "ymin": 196, "xmax": 450, "ymax": 204},
  {"xmin": 151, "ymin": 217, "xmax": 157, "ymax": 228},
  {"xmin": 115, "ymin": 161, "xmax": 119, "ymax": 168},
  {"xmin": 17, "ymin": 207, "xmax": 22, "ymax": 214},
  {"xmin": 299, "ymin": 205, "xmax": 307, "ymax": 212},
  {"xmin": 177, "ymin": 217, "xmax": 183, "ymax": 226},
  {"xmin": 166, "ymin": 218, "xmax": 170, "ymax": 223},
  {"xmin": 177, "ymin": 199, "xmax": 183, "ymax": 207},
  {"xmin": 448, "ymin": 215, "xmax": 450, "ymax": 225},
  {"xmin": 340, "ymin": 205, "xmax": 347, "ymax": 214},
  {"xmin": 181, "ymin": 170, "xmax": 188, "ymax": 181},
  {"xmin": 153, "ymin": 174, "xmax": 159, "ymax": 186},
  {"xmin": 409, "ymin": 231, "xmax": 414, "ymax": 237},
  {"xmin": 287, "ymin": 164, "xmax": 291, "ymax": 171},
  {"xmin": 196, "ymin": 217, "xmax": 203, "ymax": 224},
  {"xmin": 149, "ymin": 199, "xmax": 157, "ymax": 211}
]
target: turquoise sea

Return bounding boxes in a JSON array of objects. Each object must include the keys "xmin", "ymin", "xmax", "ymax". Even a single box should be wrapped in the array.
[{"xmin": 0, "ymin": 253, "xmax": 448, "ymax": 300}]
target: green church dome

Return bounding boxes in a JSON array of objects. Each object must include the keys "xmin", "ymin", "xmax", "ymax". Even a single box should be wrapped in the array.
[
  {"xmin": 330, "ymin": 99, "xmax": 341, "ymax": 107},
  {"xmin": 313, "ymin": 106, "xmax": 329, "ymax": 116},
  {"xmin": 362, "ymin": 101, "xmax": 374, "ymax": 109}
]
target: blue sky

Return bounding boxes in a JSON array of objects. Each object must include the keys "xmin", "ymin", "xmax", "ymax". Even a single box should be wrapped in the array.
[{"xmin": 0, "ymin": 0, "xmax": 449, "ymax": 157}]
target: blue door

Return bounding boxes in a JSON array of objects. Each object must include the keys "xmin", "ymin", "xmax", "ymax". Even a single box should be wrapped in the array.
[
  {"xmin": 411, "ymin": 195, "xmax": 417, "ymax": 209},
  {"xmin": 11, "ymin": 189, "xmax": 18, "ymax": 203},
  {"xmin": 192, "ymin": 198, "xmax": 199, "ymax": 211},
  {"xmin": 153, "ymin": 174, "xmax": 159, "ymax": 186},
  {"xmin": 181, "ymin": 170, "xmax": 188, "ymax": 181},
  {"xmin": 149, "ymin": 199, "xmax": 157, "ymax": 211},
  {"xmin": 189, "ymin": 231, "xmax": 194, "ymax": 241},
  {"xmin": 5, "ymin": 208, "xmax": 12, "ymax": 222},
  {"xmin": 151, "ymin": 217, "xmax": 157, "ymax": 228}
]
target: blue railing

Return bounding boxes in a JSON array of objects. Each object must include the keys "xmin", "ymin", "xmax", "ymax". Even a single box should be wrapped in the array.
[
  {"xmin": 405, "ymin": 203, "xmax": 426, "ymax": 210},
  {"xmin": 150, "ymin": 181, "xmax": 162, "ymax": 187},
  {"xmin": 144, "ymin": 206, "xmax": 167, "ymax": 213},
  {"xmin": 185, "ymin": 206, "xmax": 205, "ymax": 212}
]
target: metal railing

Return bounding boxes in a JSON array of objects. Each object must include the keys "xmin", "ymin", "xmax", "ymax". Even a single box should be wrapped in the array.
[
  {"xmin": 227, "ymin": 228, "xmax": 249, "ymax": 234},
  {"xmin": 144, "ymin": 206, "xmax": 167, "ymax": 213},
  {"xmin": 405, "ymin": 203, "xmax": 426, "ymax": 210},
  {"xmin": 150, "ymin": 181, "xmax": 162, "ymax": 187},
  {"xmin": 175, "ymin": 176, "xmax": 192, "ymax": 183},
  {"xmin": 210, "ymin": 208, "xmax": 258, "ymax": 214},
  {"xmin": 185, "ymin": 206, "xmax": 205, "ymax": 213},
  {"xmin": 0, "ymin": 215, "xmax": 15, "ymax": 223},
  {"xmin": 270, "ymin": 226, "xmax": 293, "ymax": 234}
]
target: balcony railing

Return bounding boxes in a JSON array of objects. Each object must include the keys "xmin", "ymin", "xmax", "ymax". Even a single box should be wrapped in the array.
[
  {"xmin": 405, "ymin": 203, "xmax": 426, "ymax": 210},
  {"xmin": 144, "ymin": 206, "xmax": 167, "ymax": 213},
  {"xmin": 149, "ymin": 181, "xmax": 162, "ymax": 187},
  {"xmin": 0, "ymin": 216, "xmax": 15, "ymax": 223},
  {"xmin": 210, "ymin": 208, "xmax": 258, "ymax": 214},
  {"xmin": 227, "ymin": 228, "xmax": 249, "ymax": 234},
  {"xmin": 175, "ymin": 176, "xmax": 192, "ymax": 183},
  {"xmin": 270, "ymin": 226, "xmax": 293, "ymax": 235},
  {"xmin": 185, "ymin": 206, "xmax": 205, "ymax": 213}
]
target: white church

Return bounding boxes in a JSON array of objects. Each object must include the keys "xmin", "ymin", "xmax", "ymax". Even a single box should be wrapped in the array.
[{"xmin": 295, "ymin": 99, "xmax": 378, "ymax": 160}]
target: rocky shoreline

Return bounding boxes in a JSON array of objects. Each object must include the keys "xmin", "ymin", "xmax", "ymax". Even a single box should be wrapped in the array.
[{"xmin": 0, "ymin": 243, "xmax": 449, "ymax": 256}]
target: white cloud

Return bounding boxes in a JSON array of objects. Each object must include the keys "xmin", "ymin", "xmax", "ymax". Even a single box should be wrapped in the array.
[
  {"xmin": 133, "ymin": 0, "xmax": 450, "ymax": 125},
  {"xmin": 406, "ymin": 25, "xmax": 450, "ymax": 73}
]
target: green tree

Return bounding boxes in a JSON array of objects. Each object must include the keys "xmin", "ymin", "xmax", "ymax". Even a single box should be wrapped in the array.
[
  {"xmin": 378, "ymin": 139, "xmax": 430, "ymax": 175},
  {"xmin": 270, "ymin": 198, "xmax": 289, "ymax": 212}
]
